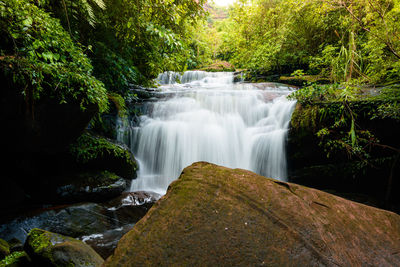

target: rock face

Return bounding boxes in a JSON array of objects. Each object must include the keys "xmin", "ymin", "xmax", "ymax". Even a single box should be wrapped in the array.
[
  {"xmin": 288, "ymin": 102, "xmax": 400, "ymax": 211},
  {"xmin": 105, "ymin": 162, "xmax": 400, "ymax": 267},
  {"xmin": 24, "ymin": 228, "xmax": 104, "ymax": 267},
  {"xmin": 50, "ymin": 171, "xmax": 128, "ymax": 203}
]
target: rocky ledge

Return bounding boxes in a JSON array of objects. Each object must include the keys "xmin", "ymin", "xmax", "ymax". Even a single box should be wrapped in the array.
[{"xmin": 106, "ymin": 162, "xmax": 400, "ymax": 266}]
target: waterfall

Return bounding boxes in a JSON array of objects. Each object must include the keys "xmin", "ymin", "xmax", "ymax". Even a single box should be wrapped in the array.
[{"xmin": 118, "ymin": 71, "xmax": 296, "ymax": 194}]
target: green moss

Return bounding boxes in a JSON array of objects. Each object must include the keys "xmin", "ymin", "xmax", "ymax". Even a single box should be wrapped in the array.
[
  {"xmin": 27, "ymin": 229, "xmax": 52, "ymax": 255},
  {"xmin": 69, "ymin": 132, "xmax": 137, "ymax": 178},
  {"xmin": 70, "ymin": 132, "xmax": 133, "ymax": 165},
  {"xmin": 0, "ymin": 251, "xmax": 27, "ymax": 266},
  {"xmin": 279, "ymin": 75, "xmax": 330, "ymax": 86},
  {"xmin": 72, "ymin": 170, "xmax": 121, "ymax": 188},
  {"xmin": 290, "ymin": 104, "xmax": 320, "ymax": 131}
]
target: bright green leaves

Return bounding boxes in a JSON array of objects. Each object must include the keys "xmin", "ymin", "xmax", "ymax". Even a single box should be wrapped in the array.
[
  {"xmin": 0, "ymin": 0, "xmax": 108, "ymax": 112},
  {"xmin": 22, "ymin": 17, "xmax": 33, "ymax": 26}
]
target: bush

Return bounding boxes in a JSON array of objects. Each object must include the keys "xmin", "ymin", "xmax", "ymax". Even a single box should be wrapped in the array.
[{"xmin": 0, "ymin": 0, "xmax": 108, "ymax": 112}]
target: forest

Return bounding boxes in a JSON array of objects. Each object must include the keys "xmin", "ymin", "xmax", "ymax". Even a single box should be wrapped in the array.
[{"xmin": 0, "ymin": 0, "xmax": 400, "ymax": 266}]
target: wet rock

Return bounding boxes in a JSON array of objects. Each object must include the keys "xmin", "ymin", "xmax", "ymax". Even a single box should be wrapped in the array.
[
  {"xmin": 105, "ymin": 191, "xmax": 161, "ymax": 223},
  {"xmin": 0, "ymin": 191, "xmax": 160, "ymax": 258},
  {"xmin": 79, "ymin": 191, "xmax": 161, "ymax": 258},
  {"xmin": 80, "ymin": 224, "xmax": 134, "ymax": 259},
  {"xmin": 0, "ymin": 203, "xmax": 112, "ymax": 243},
  {"xmin": 24, "ymin": 228, "xmax": 104, "ymax": 267},
  {"xmin": 52, "ymin": 171, "xmax": 128, "ymax": 203},
  {"xmin": 106, "ymin": 162, "xmax": 400, "ymax": 267}
]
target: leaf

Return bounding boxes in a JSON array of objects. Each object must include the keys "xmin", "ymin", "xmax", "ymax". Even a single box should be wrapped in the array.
[
  {"xmin": 22, "ymin": 17, "xmax": 33, "ymax": 27},
  {"xmin": 350, "ymin": 119, "xmax": 356, "ymax": 146}
]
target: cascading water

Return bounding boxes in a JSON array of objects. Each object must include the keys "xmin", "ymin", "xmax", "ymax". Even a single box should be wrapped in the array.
[{"xmin": 118, "ymin": 71, "xmax": 296, "ymax": 194}]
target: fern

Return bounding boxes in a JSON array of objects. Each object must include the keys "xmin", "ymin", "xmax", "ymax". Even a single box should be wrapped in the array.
[{"xmin": 82, "ymin": 0, "xmax": 106, "ymax": 27}]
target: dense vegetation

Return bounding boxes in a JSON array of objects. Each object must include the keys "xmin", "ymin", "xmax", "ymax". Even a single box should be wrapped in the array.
[
  {"xmin": 203, "ymin": 0, "xmax": 400, "ymax": 85},
  {"xmin": 0, "ymin": 0, "xmax": 207, "ymax": 111}
]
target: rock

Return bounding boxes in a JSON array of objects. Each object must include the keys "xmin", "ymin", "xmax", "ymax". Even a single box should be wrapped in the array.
[
  {"xmin": 80, "ymin": 224, "xmax": 134, "ymax": 259},
  {"xmin": 51, "ymin": 171, "xmax": 128, "ymax": 203},
  {"xmin": 0, "ymin": 238, "xmax": 10, "ymax": 260},
  {"xmin": 80, "ymin": 191, "xmax": 161, "ymax": 258},
  {"xmin": 105, "ymin": 191, "xmax": 161, "ymax": 223},
  {"xmin": 0, "ymin": 191, "xmax": 160, "ymax": 258},
  {"xmin": 69, "ymin": 132, "xmax": 138, "ymax": 180},
  {"xmin": 0, "ymin": 203, "xmax": 112, "ymax": 242},
  {"xmin": 24, "ymin": 228, "xmax": 104, "ymax": 267},
  {"xmin": 0, "ymin": 251, "xmax": 31, "ymax": 266},
  {"xmin": 105, "ymin": 162, "xmax": 400, "ymax": 266},
  {"xmin": 288, "ymin": 102, "xmax": 400, "ymax": 212}
]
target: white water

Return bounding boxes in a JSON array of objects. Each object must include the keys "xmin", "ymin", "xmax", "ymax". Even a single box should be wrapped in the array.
[{"xmin": 118, "ymin": 71, "xmax": 296, "ymax": 195}]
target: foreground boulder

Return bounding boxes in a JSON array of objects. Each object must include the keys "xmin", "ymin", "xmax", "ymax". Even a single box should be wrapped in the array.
[
  {"xmin": 24, "ymin": 228, "xmax": 104, "ymax": 267},
  {"xmin": 106, "ymin": 162, "xmax": 400, "ymax": 266}
]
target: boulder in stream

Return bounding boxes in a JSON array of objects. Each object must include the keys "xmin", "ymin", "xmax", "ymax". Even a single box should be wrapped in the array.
[
  {"xmin": 24, "ymin": 228, "xmax": 104, "ymax": 267},
  {"xmin": 106, "ymin": 162, "xmax": 400, "ymax": 266}
]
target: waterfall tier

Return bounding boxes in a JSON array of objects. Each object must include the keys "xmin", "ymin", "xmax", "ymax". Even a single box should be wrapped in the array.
[{"xmin": 118, "ymin": 71, "xmax": 296, "ymax": 194}]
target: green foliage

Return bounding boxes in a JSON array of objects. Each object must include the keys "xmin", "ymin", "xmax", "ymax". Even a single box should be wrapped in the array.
[
  {"xmin": 69, "ymin": 132, "xmax": 132, "ymax": 164},
  {"xmin": 289, "ymin": 82, "xmax": 400, "ymax": 161},
  {"xmin": 291, "ymin": 69, "xmax": 305, "ymax": 77},
  {"xmin": 204, "ymin": 0, "xmax": 400, "ymax": 85},
  {"xmin": 0, "ymin": 0, "xmax": 108, "ymax": 112},
  {"xmin": 288, "ymin": 84, "xmax": 342, "ymax": 104},
  {"xmin": 373, "ymin": 85, "xmax": 400, "ymax": 120},
  {"xmin": 0, "ymin": 251, "xmax": 27, "ymax": 266}
]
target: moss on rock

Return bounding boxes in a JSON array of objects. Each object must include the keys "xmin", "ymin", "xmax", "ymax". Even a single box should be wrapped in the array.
[
  {"xmin": 0, "ymin": 251, "xmax": 30, "ymax": 267},
  {"xmin": 69, "ymin": 132, "xmax": 137, "ymax": 179},
  {"xmin": 105, "ymin": 162, "xmax": 400, "ymax": 266},
  {"xmin": 24, "ymin": 228, "xmax": 104, "ymax": 267}
]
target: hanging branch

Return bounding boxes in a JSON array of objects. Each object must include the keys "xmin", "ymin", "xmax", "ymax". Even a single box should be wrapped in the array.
[{"xmin": 61, "ymin": 0, "xmax": 72, "ymax": 36}]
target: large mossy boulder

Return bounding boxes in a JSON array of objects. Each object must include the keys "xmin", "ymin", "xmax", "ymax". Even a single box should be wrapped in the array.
[
  {"xmin": 105, "ymin": 162, "xmax": 400, "ymax": 266},
  {"xmin": 24, "ymin": 228, "xmax": 104, "ymax": 267}
]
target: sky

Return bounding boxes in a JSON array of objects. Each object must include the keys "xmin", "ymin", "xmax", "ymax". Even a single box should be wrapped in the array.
[{"xmin": 213, "ymin": 0, "xmax": 235, "ymax": 6}]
